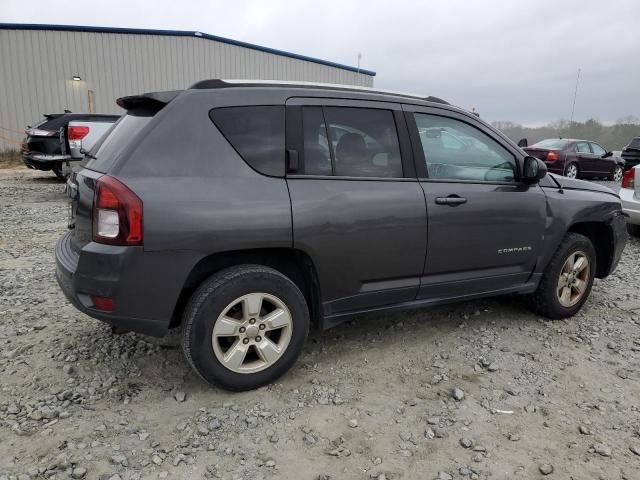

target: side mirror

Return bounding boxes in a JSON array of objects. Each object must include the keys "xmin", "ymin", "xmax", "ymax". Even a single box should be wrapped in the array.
[
  {"xmin": 522, "ymin": 156, "xmax": 547, "ymax": 184},
  {"xmin": 517, "ymin": 138, "xmax": 528, "ymax": 148},
  {"xmin": 602, "ymin": 151, "xmax": 613, "ymax": 158}
]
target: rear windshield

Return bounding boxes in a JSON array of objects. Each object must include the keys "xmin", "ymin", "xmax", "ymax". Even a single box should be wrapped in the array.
[
  {"xmin": 530, "ymin": 138, "xmax": 569, "ymax": 149},
  {"xmin": 33, "ymin": 115, "xmax": 67, "ymax": 132},
  {"xmin": 83, "ymin": 114, "xmax": 152, "ymax": 172}
]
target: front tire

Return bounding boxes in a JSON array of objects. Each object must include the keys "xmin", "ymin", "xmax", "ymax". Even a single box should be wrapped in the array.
[
  {"xmin": 181, "ymin": 265, "xmax": 310, "ymax": 391},
  {"xmin": 628, "ymin": 223, "xmax": 640, "ymax": 237},
  {"xmin": 527, "ymin": 233, "xmax": 596, "ymax": 319}
]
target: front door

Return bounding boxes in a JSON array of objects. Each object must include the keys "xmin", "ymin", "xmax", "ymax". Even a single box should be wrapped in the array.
[
  {"xmin": 286, "ymin": 99, "xmax": 428, "ymax": 320},
  {"xmin": 404, "ymin": 106, "xmax": 546, "ymax": 299},
  {"xmin": 589, "ymin": 142, "xmax": 612, "ymax": 175}
]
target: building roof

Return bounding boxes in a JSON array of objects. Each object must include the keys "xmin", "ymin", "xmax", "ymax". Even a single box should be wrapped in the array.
[{"xmin": 0, "ymin": 23, "xmax": 376, "ymax": 77}]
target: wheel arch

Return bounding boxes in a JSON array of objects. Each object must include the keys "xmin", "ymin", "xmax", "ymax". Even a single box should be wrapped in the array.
[
  {"xmin": 170, "ymin": 248, "xmax": 323, "ymax": 330},
  {"xmin": 567, "ymin": 221, "xmax": 615, "ymax": 278}
]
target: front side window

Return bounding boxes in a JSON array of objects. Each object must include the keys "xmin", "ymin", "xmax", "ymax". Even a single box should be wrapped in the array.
[
  {"xmin": 210, "ymin": 106, "xmax": 285, "ymax": 176},
  {"xmin": 301, "ymin": 106, "xmax": 403, "ymax": 178},
  {"xmin": 413, "ymin": 113, "xmax": 516, "ymax": 182},
  {"xmin": 575, "ymin": 142, "xmax": 591, "ymax": 153},
  {"xmin": 590, "ymin": 143, "xmax": 606, "ymax": 155}
]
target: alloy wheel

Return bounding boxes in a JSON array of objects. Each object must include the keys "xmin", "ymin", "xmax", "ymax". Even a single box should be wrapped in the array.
[
  {"xmin": 211, "ymin": 292, "xmax": 293, "ymax": 374},
  {"xmin": 566, "ymin": 164, "xmax": 578, "ymax": 178},
  {"xmin": 556, "ymin": 251, "xmax": 590, "ymax": 307},
  {"xmin": 613, "ymin": 166, "xmax": 623, "ymax": 182}
]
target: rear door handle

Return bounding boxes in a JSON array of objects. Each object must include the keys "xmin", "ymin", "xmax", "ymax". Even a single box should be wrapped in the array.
[{"xmin": 435, "ymin": 195, "xmax": 467, "ymax": 206}]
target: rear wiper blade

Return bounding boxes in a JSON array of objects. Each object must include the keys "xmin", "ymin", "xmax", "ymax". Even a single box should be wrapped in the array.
[{"xmin": 80, "ymin": 148, "xmax": 96, "ymax": 160}]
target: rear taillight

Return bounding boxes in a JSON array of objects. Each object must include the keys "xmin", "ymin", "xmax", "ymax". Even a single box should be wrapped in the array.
[
  {"xmin": 26, "ymin": 128, "xmax": 56, "ymax": 137},
  {"xmin": 546, "ymin": 151, "xmax": 558, "ymax": 162},
  {"xmin": 68, "ymin": 125, "xmax": 90, "ymax": 140},
  {"xmin": 92, "ymin": 176, "xmax": 143, "ymax": 246},
  {"xmin": 621, "ymin": 168, "xmax": 635, "ymax": 189}
]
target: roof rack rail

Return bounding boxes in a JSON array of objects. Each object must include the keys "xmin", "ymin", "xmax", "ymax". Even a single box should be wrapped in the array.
[{"xmin": 189, "ymin": 79, "xmax": 450, "ymax": 105}]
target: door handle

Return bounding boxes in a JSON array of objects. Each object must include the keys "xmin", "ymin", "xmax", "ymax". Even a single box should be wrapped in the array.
[{"xmin": 435, "ymin": 195, "xmax": 467, "ymax": 206}]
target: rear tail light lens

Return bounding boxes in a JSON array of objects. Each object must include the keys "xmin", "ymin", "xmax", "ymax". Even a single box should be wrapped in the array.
[
  {"xmin": 68, "ymin": 126, "xmax": 90, "ymax": 140},
  {"xmin": 546, "ymin": 151, "xmax": 558, "ymax": 162},
  {"xmin": 92, "ymin": 176, "xmax": 143, "ymax": 245},
  {"xmin": 621, "ymin": 168, "xmax": 635, "ymax": 189},
  {"xmin": 26, "ymin": 128, "xmax": 57, "ymax": 137}
]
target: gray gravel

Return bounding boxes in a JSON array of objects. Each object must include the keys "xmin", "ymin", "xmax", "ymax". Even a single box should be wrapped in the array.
[{"xmin": 1, "ymin": 168, "xmax": 639, "ymax": 479}]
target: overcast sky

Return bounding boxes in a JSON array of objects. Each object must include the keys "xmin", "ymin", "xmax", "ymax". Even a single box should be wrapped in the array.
[{"xmin": 2, "ymin": 0, "xmax": 638, "ymax": 125}]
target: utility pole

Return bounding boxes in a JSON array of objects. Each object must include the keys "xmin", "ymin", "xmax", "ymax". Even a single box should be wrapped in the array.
[{"xmin": 569, "ymin": 68, "xmax": 581, "ymax": 132}]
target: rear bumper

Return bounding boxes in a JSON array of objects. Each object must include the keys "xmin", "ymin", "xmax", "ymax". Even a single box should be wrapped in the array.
[
  {"xmin": 55, "ymin": 231, "xmax": 197, "ymax": 337},
  {"xmin": 620, "ymin": 188, "xmax": 640, "ymax": 225},
  {"xmin": 23, "ymin": 153, "xmax": 71, "ymax": 171}
]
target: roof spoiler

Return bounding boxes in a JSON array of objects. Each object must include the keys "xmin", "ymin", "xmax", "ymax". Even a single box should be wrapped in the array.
[{"xmin": 116, "ymin": 90, "xmax": 181, "ymax": 111}]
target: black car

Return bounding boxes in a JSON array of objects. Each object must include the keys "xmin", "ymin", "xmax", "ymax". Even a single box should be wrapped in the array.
[
  {"xmin": 622, "ymin": 137, "xmax": 640, "ymax": 170},
  {"xmin": 56, "ymin": 80, "xmax": 627, "ymax": 391},
  {"xmin": 23, "ymin": 112, "xmax": 119, "ymax": 179},
  {"xmin": 524, "ymin": 138, "xmax": 625, "ymax": 181}
]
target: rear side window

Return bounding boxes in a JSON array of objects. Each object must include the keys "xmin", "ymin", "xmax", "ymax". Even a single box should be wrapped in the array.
[
  {"xmin": 575, "ymin": 142, "xmax": 591, "ymax": 153},
  {"xmin": 210, "ymin": 106, "xmax": 285, "ymax": 177},
  {"xmin": 301, "ymin": 106, "xmax": 403, "ymax": 178},
  {"xmin": 84, "ymin": 114, "xmax": 153, "ymax": 172}
]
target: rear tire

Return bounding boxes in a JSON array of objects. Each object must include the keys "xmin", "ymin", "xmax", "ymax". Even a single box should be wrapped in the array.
[
  {"xmin": 52, "ymin": 164, "xmax": 67, "ymax": 181},
  {"xmin": 181, "ymin": 265, "xmax": 310, "ymax": 391},
  {"xmin": 527, "ymin": 233, "xmax": 596, "ymax": 319},
  {"xmin": 565, "ymin": 163, "xmax": 579, "ymax": 179}
]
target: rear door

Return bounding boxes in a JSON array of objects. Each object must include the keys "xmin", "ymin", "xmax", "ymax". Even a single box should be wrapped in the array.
[
  {"xmin": 404, "ymin": 105, "xmax": 546, "ymax": 298},
  {"xmin": 574, "ymin": 141, "xmax": 596, "ymax": 174},
  {"xmin": 285, "ymin": 98, "xmax": 427, "ymax": 319}
]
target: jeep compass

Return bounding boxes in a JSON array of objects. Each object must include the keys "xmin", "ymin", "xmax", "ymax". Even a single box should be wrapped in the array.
[{"xmin": 56, "ymin": 80, "xmax": 627, "ymax": 391}]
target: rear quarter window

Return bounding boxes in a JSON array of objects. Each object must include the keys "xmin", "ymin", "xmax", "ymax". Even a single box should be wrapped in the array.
[{"xmin": 210, "ymin": 106, "xmax": 285, "ymax": 177}]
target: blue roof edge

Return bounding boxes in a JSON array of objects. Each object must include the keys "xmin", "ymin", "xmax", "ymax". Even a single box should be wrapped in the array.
[{"xmin": 0, "ymin": 23, "xmax": 376, "ymax": 77}]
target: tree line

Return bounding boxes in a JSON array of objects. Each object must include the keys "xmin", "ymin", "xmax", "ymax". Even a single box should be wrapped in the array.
[{"xmin": 492, "ymin": 117, "xmax": 640, "ymax": 151}]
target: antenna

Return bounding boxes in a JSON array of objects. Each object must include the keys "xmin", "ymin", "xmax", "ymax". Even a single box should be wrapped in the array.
[
  {"xmin": 569, "ymin": 68, "xmax": 581, "ymax": 130},
  {"xmin": 357, "ymin": 52, "xmax": 362, "ymax": 74}
]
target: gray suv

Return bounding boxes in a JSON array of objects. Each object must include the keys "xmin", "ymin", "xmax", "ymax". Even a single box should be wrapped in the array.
[{"xmin": 56, "ymin": 80, "xmax": 627, "ymax": 391}]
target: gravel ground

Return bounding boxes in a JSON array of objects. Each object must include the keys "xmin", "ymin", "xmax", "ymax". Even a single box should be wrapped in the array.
[{"xmin": 1, "ymin": 167, "xmax": 639, "ymax": 480}]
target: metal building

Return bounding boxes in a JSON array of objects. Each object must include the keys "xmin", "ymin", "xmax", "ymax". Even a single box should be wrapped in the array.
[{"xmin": 0, "ymin": 23, "xmax": 375, "ymax": 151}]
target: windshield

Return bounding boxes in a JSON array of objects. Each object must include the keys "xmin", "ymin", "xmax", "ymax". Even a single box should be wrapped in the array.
[
  {"xmin": 530, "ymin": 139, "xmax": 569, "ymax": 150},
  {"xmin": 83, "ymin": 114, "xmax": 152, "ymax": 172}
]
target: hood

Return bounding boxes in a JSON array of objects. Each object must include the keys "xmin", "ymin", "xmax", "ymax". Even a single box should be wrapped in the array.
[{"xmin": 548, "ymin": 173, "xmax": 616, "ymax": 196}]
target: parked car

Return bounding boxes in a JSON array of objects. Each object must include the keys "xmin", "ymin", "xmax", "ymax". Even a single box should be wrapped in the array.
[
  {"xmin": 22, "ymin": 112, "xmax": 119, "ymax": 179},
  {"xmin": 524, "ymin": 138, "xmax": 625, "ymax": 181},
  {"xmin": 620, "ymin": 166, "xmax": 639, "ymax": 236},
  {"xmin": 621, "ymin": 137, "xmax": 640, "ymax": 171},
  {"xmin": 55, "ymin": 80, "xmax": 627, "ymax": 391}
]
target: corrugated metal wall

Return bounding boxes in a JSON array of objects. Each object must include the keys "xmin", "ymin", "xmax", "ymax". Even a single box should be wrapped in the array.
[{"xmin": 0, "ymin": 28, "xmax": 374, "ymax": 151}]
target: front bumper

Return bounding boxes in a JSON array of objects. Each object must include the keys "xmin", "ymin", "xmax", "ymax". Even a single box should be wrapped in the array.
[
  {"xmin": 620, "ymin": 188, "xmax": 640, "ymax": 226},
  {"xmin": 605, "ymin": 211, "xmax": 628, "ymax": 276},
  {"xmin": 55, "ymin": 231, "xmax": 196, "ymax": 337}
]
